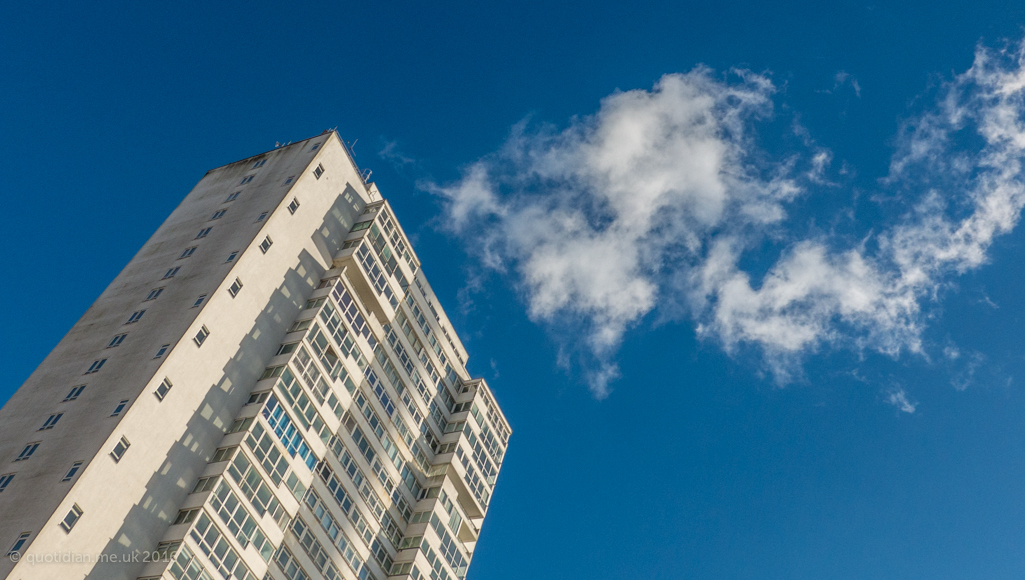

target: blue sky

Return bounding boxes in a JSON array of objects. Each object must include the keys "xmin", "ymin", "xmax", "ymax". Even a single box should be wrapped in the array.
[{"xmin": 6, "ymin": 1, "xmax": 1025, "ymax": 578}]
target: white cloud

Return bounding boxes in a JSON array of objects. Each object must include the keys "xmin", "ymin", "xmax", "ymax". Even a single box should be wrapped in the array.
[
  {"xmin": 429, "ymin": 41, "xmax": 1025, "ymax": 397},
  {"xmin": 886, "ymin": 387, "xmax": 918, "ymax": 414}
]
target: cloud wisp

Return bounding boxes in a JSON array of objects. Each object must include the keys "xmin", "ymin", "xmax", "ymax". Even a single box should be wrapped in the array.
[{"xmin": 428, "ymin": 42, "xmax": 1025, "ymax": 398}]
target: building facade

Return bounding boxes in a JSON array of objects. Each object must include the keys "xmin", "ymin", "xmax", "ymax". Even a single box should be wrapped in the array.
[{"xmin": 0, "ymin": 132, "xmax": 511, "ymax": 580}]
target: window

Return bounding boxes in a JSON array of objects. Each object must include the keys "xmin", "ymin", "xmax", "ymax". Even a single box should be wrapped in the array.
[
  {"xmin": 350, "ymin": 220, "xmax": 373, "ymax": 232},
  {"xmin": 252, "ymin": 159, "xmax": 266, "ymax": 168},
  {"xmin": 155, "ymin": 378, "xmax": 173, "ymax": 401},
  {"xmin": 246, "ymin": 391, "xmax": 270, "ymax": 405},
  {"xmin": 154, "ymin": 541, "xmax": 182, "ymax": 561},
  {"xmin": 239, "ymin": 175, "xmax": 254, "ymax": 185},
  {"xmin": 256, "ymin": 211, "xmax": 268, "ymax": 222},
  {"xmin": 162, "ymin": 266, "xmax": 181, "ymax": 279},
  {"xmin": 192, "ymin": 476, "xmax": 218, "ymax": 493},
  {"xmin": 194, "ymin": 326, "xmax": 210, "ymax": 347},
  {"xmin": 313, "ymin": 164, "xmax": 324, "ymax": 179},
  {"xmin": 196, "ymin": 227, "xmax": 213, "ymax": 239},
  {"xmin": 0, "ymin": 474, "xmax": 14, "ymax": 492},
  {"xmin": 107, "ymin": 333, "xmax": 127, "ymax": 348},
  {"xmin": 61, "ymin": 462, "xmax": 83, "ymax": 482},
  {"xmin": 145, "ymin": 287, "xmax": 164, "ymax": 301},
  {"xmin": 259, "ymin": 236, "xmax": 273, "ymax": 253},
  {"xmin": 304, "ymin": 297, "xmax": 325, "ymax": 310},
  {"xmin": 14, "ymin": 443, "xmax": 39, "ymax": 461},
  {"xmin": 287, "ymin": 319, "xmax": 311, "ymax": 333},
  {"xmin": 6, "ymin": 532, "xmax": 29, "ymax": 557},
  {"xmin": 260, "ymin": 365, "xmax": 285, "ymax": 380},
  {"xmin": 310, "ymin": 142, "xmax": 321, "ymax": 151},
  {"xmin": 85, "ymin": 359, "xmax": 106, "ymax": 374},
  {"xmin": 225, "ymin": 191, "xmax": 241, "ymax": 202},
  {"xmin": 211, "ymin": 447, "xmax": 236, "ymax": 463},
  {"xmin": 110, "ymin": 437, "xmax": 130, "ymax": 462},
  {"xmin": 60, "ymin": 505, "xmax": 83, "ymax": 532},
  {"xmin": 210, "ymin": 209, "xmax": 228, "ymax": 220},
  {"xmin": 192, "ymin": 295, "xmax": 207, "ymax": 308},
  {"xmin": 173, "ymin": 508, "xmax": 200, "ymax": 525},
  {"xmin": 283, "ymin": 176, "xmax": 295, "ymax": 185},
  {"xmin": 63, "ymin": 385, "xmax": 86, "ymax": 402},
  {"xmin": 111, "ymin": 400, "xmax": 129, "ymax": 417},
  {"xmin": 287, "ymin": 198, "xmax": 300, "ymax": 214},
  {"xmin": 226, "ymin": 250, "xmax": 239, "ymax": 263},
  {"xmin": 342, "ymin": 239, "xmax": 360, "ymax": 250},
  {"xmin": 126, "ymin": 310, "xmax": 146, "ymax": 324},
  {"xmin": 39, "ymin": 414, "xmax": 63, "ymax": 430},
  {"xmin": 154, "ymin": 344, "xmax": 170, "ymax": 358},
  {"xmin": 228, "ymin": 278, "xmax": 243, "ymax": 297},
  {"xmin": 228, "ymin": 417, "xmax": 254, "ymax": 433},
  {"xmin": 275, "ymin": 342, "xmax": 298, "ymax": 356}
]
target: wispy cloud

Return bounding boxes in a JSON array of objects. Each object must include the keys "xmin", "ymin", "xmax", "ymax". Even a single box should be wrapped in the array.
[
  {"xmin": 428, "ymin": 41, "xmax": 1025, "ymax": 398},
  {"xmin": 886, "ymin": 387, "xmax": 918, "ymax": 413}
]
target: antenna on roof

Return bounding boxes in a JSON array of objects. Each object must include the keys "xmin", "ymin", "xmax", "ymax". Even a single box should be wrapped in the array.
[
  {"xmin": 275, "ymin": 142, "xmax": 280, "ymax": 148},
  {"xmin": 361, "ymin": 168, "xmax": 372, "ymax": 182}
]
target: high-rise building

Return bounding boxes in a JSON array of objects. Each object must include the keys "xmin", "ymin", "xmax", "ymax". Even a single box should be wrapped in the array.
[{"xmin": 0, "ymin": 132, "xmax": 511, "ymax": 580}]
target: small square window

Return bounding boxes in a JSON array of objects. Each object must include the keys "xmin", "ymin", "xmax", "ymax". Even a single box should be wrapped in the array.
[
  {"xmin": 310, "ymin": 143, "xmax": 321, "ymax": 152},
  {"xmin": 111, "ymin": 400, "xmax": 129, "ymax": 417},
  {"xmin": 179, "ymin": 247, "xmax": 197, "ymax": 259},
  {"xmin": 194, "ymin": 326, "xmax": 210, "ymax": 347},
  {"xmin": 252, "ymin": 159, "xmax": 266, "ymax": 169},
  {"xmin": 60, "ymin": 504, "xmax": 83, "ymax": 532},
  {"xmin": 14, "ymin": 442, "xmax": 39, "ymax": 461},
  {"xmin": 283, "ymin": 176, "xmax": 295, "ymax": 186},
  {"xmin": 225, "ymin": 191, "xmax": 241, "ymax": 202},
  {"xmin": 196, "ymin": 227, "xmax": 213, "ymax": 239},
  {"xmin": 313, "ymin": 164, "xmax": 324, "ymax": 179},
  {"xmin": 0, "ymin": 473, "xmax": 14, "ymax": 492},
  {"xmin": 39, "ymin": 413, "xmax": 63, "ymax": 431},
  {"xmin": 162, "ymin": 266, "xmax": 180, "ymax": 279},
  {"xmin": 192, "ymin": 476, "xmax": 218, "ymax": 493},
  {"xmin": 107, "ymin": 333, "xmax": 127, "ymax": 348},
  {"xmin": 155, "ymin": 378, "xmax": 173, "ymax": 401},
  {"xmin": 126, "ymin": 310, "xmax": 146, "ymax": 324},
  {"xmin": 173, "ymin": 508, "xmax": 200, "ymax": 525},
  {"xmin": 63, "ymin": 385, "xmax": 86, "ymax": 402},
  {"xmin": 6, "ymin": 532, "xmax": 30, "ymax": 557},
  {"xmin": 192, "ymin": 295, "xmax": 207, "ymax": 308},
  {"xmin": 226, "ymin": 250, "xmax": 239, "ymax": 263},
  {"xmin": 256, "ymin": 211, "xmax": 269, "ymax": 222},
  {"xmin": 110, "ymin": 437, "xmax": 130, "ymax": 462},
  {"xmin": 287, "ymin": 198, "xmax": 300, "ymax": 214},
  {"xmin": 85, "ymin": 359, "xmax": 106, "ymax": 374},
  {"xmin": 211, "ymin": 446, "xmax": 236, "ymax": 463},
  {"xmin": 210, "ymin": 209, "xmax": 227, "ymax": 220},
  {"xmin": 61, "ymin": 462, "xmax": 83, "ymax": 482},
  {"xmin": 154, "ymin": 344, "xmax": 170, "ymax": 359},
  {"xmin": 239, "ymin": 175, "xmax": 254, "ymax": 185},
  {"xmin": 145, "ymin": 287, "xmax": 164, "ymax": 301},
  {"xmin": 228, "ymin": 278, "xmax": 243, "ymax": 298},
  {"xmin": 259, "ymin": 236, "xmax": 273, "ymax": 253}
]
